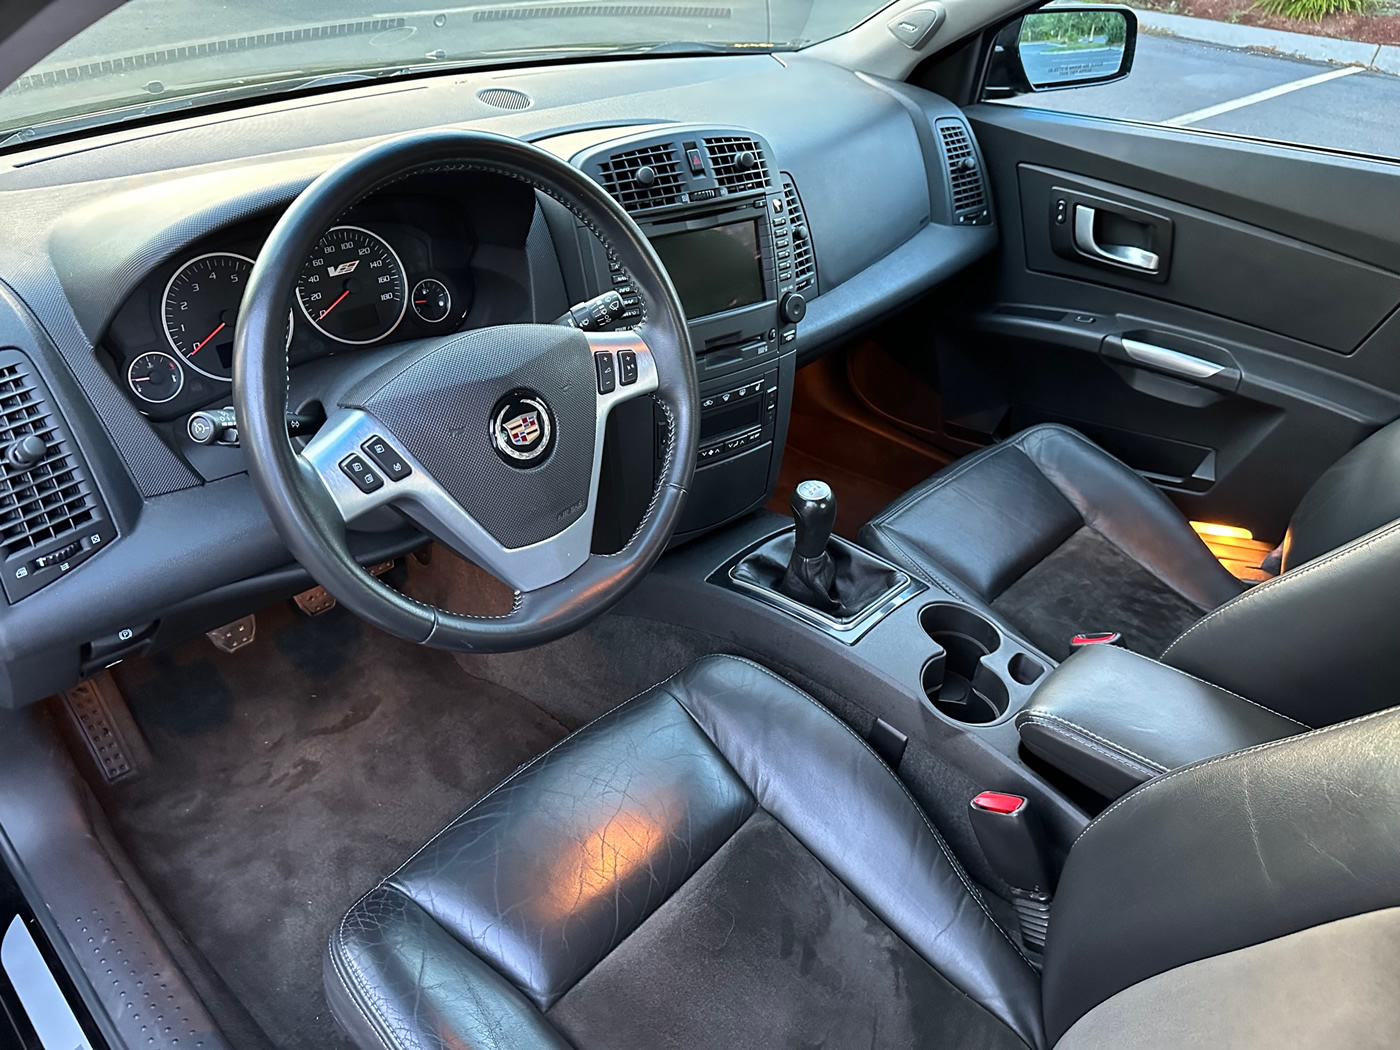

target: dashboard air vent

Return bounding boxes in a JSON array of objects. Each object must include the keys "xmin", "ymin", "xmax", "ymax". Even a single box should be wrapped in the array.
[
  {"xmin": 705, "ymin": 135, "xmax": 769, "ymax": 193},
  {"xmin": 936, "ymin": 119, "xmax": 989, "ymax": 225},
  {"xmin": 598, "ymin": 143, "xmax": 684, "ymax": 212},
  {"xmin": 477, "ymin": 87, "xmax": 531, "ymax": 110},
  {"xmin": 0, "ymin": 355, "xmax": 95, "ymax": 561},
  {"xmin": 780, "ymin": 174, "xmax": 817, "ymax": 294}
]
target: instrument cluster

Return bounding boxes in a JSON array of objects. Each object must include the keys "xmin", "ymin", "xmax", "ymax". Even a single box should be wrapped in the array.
[{"xmin": 102, "ymin": 169, "xmax": 539, "ymax": 422}]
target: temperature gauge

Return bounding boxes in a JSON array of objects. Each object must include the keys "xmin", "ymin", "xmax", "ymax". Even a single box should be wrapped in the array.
[
  {"xmin": 128, "ymin": 351, "xmax": 185, "ymax": 404},
  {"xmin": 410, "ymin": 278, "xmax": 452, "ymax": 324}
]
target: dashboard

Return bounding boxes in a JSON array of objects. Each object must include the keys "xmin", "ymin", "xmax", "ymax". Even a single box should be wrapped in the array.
[{"xmin": 0, "ymin": 51, "xmax": 998, "ymax": 707}]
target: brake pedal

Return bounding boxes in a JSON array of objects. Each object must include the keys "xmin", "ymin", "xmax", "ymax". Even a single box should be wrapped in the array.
[
  {"xmin": 60, "ymin": 672, "xmax": 151, "ymax": 783},
  {"xmin": 293, "ymin": 561, "xmax": 395, "ymax": 617},
  {"xmin": 206, "ymin": 614, "xmax": 256, "ymax": 653}
]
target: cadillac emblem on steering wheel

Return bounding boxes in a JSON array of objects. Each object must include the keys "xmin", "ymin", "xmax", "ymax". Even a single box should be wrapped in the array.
[{"xmin": 491, "ymin": 390, "xmax": 554, "ymax": 466}]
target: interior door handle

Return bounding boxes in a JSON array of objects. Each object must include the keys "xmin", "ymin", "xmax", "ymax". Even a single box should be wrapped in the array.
[
  {"xmin": 1073, "ymin": 205, "xmax": 1160, "ymax": 273},
  {"xmin": 1120, "ymin": 338, "xmax": 1224, "ymax": 380}
]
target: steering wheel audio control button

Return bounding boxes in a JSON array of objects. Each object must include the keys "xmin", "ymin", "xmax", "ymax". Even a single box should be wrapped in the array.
[
  {"xmin": 618, "ymin": 350, "xmax": 638, "ymax": 386},
  {"xmin": 595, "ymin": 351, "xmax": 616, "ymax": 394},
  {"xmin": 339, "ymin": 454, "xmax": 384, "ymax": 494},
  {"xmin": 361, "ymin": 435, "xmax": 412, "ymax": 481}
]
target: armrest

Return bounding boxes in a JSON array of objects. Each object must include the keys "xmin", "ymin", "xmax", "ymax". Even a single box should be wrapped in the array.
[{"xmin": 1015, "ymin": 645, "xmax": 1304, "ymax": 800}]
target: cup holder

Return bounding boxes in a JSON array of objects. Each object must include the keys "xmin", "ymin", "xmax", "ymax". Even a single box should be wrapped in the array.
[{"xmin": 919, "ymin": 603, "xmax": 1011, "ymax": 724}]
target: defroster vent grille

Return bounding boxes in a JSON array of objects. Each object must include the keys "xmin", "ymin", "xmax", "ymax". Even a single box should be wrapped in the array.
[
  {"xmin": 705, "ymin": 135, "xmax": 769, "ymax": 193},
  {"xmin": 598, "ymin": 143, "xmax": 684, "ymax": 212},
  {"xmin": 936, "ymin": 119, "xmax": 990, "ymax": 225},
  {"xmin": 780, "ymin": 174, "xmax": 817, "ymax": 293}
]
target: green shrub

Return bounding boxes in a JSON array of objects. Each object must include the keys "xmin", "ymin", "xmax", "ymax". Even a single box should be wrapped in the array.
[{"xmin": 1253, "ymin": 0, "xmax": 1379, "ymax": 20}]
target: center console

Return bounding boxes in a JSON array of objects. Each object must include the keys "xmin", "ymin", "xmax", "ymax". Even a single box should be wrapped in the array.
[{"xmin": 566, "ymin": 127, "xmax": 815, "ymax": 539}]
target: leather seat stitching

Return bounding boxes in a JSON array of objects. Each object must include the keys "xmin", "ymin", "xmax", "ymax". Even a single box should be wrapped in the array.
[
  {"xmin": 709, "ymin": 655, "xmax": 1037, "ymax": 970},
  {"xmin": 869, "ymin": 434, "xmax": 1035, "ymax": 528},
  {"xmin": 331, "ymin": 916, "xmax": 405, "ymax": 1050},
  {"xmin": 1162, "ymin": 518, "xmax": 1400, "ymax": 660},
  {"xmin": 1073, "ymin": 705, "xmax": 1400, "ymax": 848},
  {"xmin": 1111, "ymin": 647, "xmax": 1310, "ymax": 728},
  {"xmin": 1016, "ymin": 713, "xmax": 1166, "ymax": 773}
]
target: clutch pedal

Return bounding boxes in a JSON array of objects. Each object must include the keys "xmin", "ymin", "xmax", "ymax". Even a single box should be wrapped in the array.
[{"xmin": 293, "ymin": 560, "xmax": 395, "ymax": 616}]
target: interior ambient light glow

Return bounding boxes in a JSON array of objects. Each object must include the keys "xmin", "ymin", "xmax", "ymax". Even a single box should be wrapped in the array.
[{"xmin": 1190, "ymin": 521, "xmax": 1254, "ymax": 541}]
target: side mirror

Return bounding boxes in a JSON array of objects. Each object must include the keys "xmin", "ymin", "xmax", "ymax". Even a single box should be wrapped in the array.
[{"xmin": 984, "ymin": 5, "xmax": 1137, "ymax": 98}]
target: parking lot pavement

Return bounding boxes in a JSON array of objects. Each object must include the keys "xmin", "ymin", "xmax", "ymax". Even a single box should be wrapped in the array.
[{"xmin": 1002, "ymin": 33, "xmax": 1400, "ymax": 160}]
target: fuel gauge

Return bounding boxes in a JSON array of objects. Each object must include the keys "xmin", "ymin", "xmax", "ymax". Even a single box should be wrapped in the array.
[
  {"xmin": 128, "ymin": 351, "xmax": 185, "ymax": 404},
  {"xmin": 410, "ymin": 278, "xmax": 452, "ymax": 324}
]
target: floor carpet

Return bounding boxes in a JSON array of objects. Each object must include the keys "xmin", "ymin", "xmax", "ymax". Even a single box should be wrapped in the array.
[{"xmin": 102, "ymin": 601, "xmax": 571, "ymax": 1049}]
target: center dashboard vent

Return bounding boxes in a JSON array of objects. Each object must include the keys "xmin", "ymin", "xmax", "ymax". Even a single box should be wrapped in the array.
[
  {"xmin": 0, "ymin": 349, "xmax": 114, "ymax": 602},
  {"xmin": 705, "ymin": 135, "xmax": 769, "ymax": 193},
  {"xmin": 780, "ymin": 174, "xmax": 817, "ymax": 294},
  {"xmin": 936, "ymin": 119, "xmax": 990, "ymax": 225},
  {"xmin": 597, "ymin": 143, "xmax": 685, "ymax": 212}
]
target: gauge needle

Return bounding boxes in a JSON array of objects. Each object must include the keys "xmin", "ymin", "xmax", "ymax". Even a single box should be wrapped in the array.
[
  {"xmin": 318, "ymin": 290, "xmax": 351, "ymax": 321},
  {"xmin": 191, "ymin": 322, "xmax": 226, "ymax": 354}
]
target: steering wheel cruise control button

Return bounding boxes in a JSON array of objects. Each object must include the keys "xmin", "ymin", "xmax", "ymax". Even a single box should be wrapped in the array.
[
  {"xmin": 339, "ymin": 454, "xmax": 384, "ymax": 494},
  {"xmin": 618, "ymin": 350, "xmax": 638, "ymax": 386},
  {"xmin": 361, "ymin": 435, "xmax": 412, "ymax": 481},
  {"xmin": 595, "ymin": 351, "xmax": 616, "ymax": 394}
]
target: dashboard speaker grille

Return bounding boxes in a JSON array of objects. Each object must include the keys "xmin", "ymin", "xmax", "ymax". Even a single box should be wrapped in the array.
[
  {"xmin": 705, "ymin": 135, "xmax": 769, "ymax": 192},
  {"xmin": 780, "ymin": 174, "xmax": 817, "ymax": 294},
  {"xmin": 477, "ymin": 87, "xmax": 531, "ymax": 110},
  {"xmin": 598, "ymin": 143, "xmax": 684, "ymax": 212},
  {"xmin": 0, "ymin": 355, "xmax": 97, "ymax": 559},
  {"xmin": 936, "ymin": 119, "xmax": 989, "ymax": 224}
]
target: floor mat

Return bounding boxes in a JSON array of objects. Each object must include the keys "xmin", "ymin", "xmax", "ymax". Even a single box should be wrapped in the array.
[{"xmin": 102, "ymin": 602, "xmax": 570, "ymax": 1049}]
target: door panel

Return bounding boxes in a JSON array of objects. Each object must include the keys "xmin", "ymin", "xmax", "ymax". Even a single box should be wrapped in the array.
[{"xmin": 935, "ymin": 104, "xmax": 1400, "ymax": 540}]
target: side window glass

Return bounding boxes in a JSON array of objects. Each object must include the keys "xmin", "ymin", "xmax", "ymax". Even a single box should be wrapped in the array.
[{"xmin": 985, "ymin": 1, "xmax": 1400, "ymax": 159}]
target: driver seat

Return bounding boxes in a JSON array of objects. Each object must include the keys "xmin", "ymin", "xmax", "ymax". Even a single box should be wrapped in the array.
[{"xmin": 326, "ymin": 656, "xmax": 1400, "ymax": 1049}]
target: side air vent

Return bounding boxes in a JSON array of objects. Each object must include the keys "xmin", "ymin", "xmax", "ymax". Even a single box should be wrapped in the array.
[
  {"xmin": 780, "ymin": 174, "xmax": 817, "ymax": 294},
  {"xmin": 705, "ymin": 135, "xmax": 769, "ymax": 193},
  {"xmin": 0, "ymin": 349, "xmax": 114, "ymax": 603},
  {"xmin": 936, "ymin": 119, "xmax": 990, "ymax": 225},
  {"xmin": 597, "ymin": 143, "xmax": 684, "ymax": 212}
]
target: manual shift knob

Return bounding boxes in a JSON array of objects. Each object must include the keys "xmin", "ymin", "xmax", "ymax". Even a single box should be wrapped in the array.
[{"xmin": 790, "ymin": 479, "xmax": 837, "ymax": 560}]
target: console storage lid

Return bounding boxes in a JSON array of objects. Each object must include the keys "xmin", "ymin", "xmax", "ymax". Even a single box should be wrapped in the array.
[{"xmin": 1016, "ymin": 645, "xmax": 1303, "ymax": 801}]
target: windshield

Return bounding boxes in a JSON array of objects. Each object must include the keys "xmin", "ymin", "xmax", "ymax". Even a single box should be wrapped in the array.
[{"xmin": 0, "ymin": 0, "xmax": 893, "ymax": 146}]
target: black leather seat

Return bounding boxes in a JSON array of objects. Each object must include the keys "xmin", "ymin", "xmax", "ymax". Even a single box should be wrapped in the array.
[
  {"xmin": 327, "ymin": 655, "xmax": 1400, "ymax": 1049},
  {"xmin": 860, "ymin": 422, "xmax": 1400, "ymax": 726}
]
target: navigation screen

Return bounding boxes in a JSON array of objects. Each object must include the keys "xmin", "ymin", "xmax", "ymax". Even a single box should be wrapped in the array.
[{"xmin": 651, "ymin": 220, "xmax": 764, "ymax": 319}]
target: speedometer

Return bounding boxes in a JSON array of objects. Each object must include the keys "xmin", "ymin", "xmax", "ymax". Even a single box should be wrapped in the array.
[{"xmin": 296, "ymin": 225, "xmax": 407, "ymax": 345}]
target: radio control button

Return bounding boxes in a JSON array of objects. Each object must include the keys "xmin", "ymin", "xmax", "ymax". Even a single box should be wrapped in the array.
[
  {"xmin": 595, "ymin": 352, "xmax": 616, "ymax": 394},
  {"xmin": 361, "ymin": 435, "xmax": 412, "ymax": 481},
  {"xmin": 340, "ymin": 454, "xmax": 384, "ymax": 494},
  {"xmin": 618, "ymin": 350, "xmax": 638, "ymax": 385}
]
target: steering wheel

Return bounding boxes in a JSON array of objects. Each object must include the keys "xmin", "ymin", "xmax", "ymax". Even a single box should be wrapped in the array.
[{"xmin": 233, "ymin": 130, "xmax": 698, "ymax": 651}]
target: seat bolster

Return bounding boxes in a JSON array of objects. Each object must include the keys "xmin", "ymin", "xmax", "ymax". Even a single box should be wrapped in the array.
[
  {"xmin": 1164, "ymin": 520, "xmax": 1400, "ymax": 726},
  {"xmin": 668, "ymin": 655, "xmax": 1046, "ymax": 1050},
  {"xmin": 327, "ymin": 885, "xmax": 572, "ymax": 1050},
  {"xmin": 1017, "ymin": 426, "xmax": 1242, "ymax": 612},
  {"xmin": 1042, "ymin": 706, "xmax": 1400, "ymax": 1044},
  {"xmin": 1282, "ymin": 418, "xmax": 1400, "ymax": 572}
]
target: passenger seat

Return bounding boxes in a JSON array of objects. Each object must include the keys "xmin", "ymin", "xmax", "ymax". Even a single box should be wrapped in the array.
[{"xmin": 860, "ymin": 421, "xmax": 1400, "ymax": 728}]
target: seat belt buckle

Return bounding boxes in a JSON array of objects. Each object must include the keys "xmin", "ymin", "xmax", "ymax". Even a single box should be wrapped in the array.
[
  {"xmin": 1071, "ymin": 631, "xmax": 1122, "ymax": 648},
  {"xmin": 969, "ymin": 792, "xmax": 1054, "ymax": 956}
]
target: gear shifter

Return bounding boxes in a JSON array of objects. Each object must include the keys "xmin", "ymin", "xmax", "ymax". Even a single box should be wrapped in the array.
[{"xmin": 779, "ymin": 480, "xmax": 841, "ymax": 611}]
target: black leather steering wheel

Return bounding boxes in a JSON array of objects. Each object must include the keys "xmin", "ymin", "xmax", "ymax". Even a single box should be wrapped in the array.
[{"xmin": 233, "ymin": 130, "xmax": 698, "ymax": 651}]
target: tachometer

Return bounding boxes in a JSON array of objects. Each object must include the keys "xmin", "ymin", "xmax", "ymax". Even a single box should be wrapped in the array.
[
  {"xmin": 162, "ymin": 252, "xmax": 253, "ymax": 380},
  {"xmin": 296, "ymin": 226, "xmax": 407, "ymax": 345}
]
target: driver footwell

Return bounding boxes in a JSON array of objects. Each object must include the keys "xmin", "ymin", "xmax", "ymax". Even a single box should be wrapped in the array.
[{"xmin": 94, "ymin": 600, "xmax": 571, "ymax": 1049}]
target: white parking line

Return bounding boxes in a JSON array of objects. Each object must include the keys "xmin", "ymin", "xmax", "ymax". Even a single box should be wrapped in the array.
[{"xmin": 1163, "ymin": 65, "xmax": 1364, "ymax": 127}]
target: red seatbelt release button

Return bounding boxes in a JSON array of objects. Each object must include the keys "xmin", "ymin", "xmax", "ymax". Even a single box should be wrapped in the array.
[
  {"xmin": 971, "ymin": 791, "xmax": 1027, "ymax": 815},
  {"xmin": 1071, "ymin": 631, "xmax": 1122, "ymax": 647}
]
